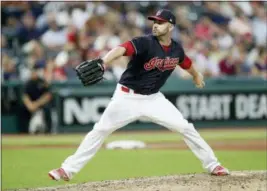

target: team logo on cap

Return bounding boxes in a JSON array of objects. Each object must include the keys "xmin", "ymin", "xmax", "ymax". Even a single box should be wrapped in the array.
[{"xmin": 156, "ymin": 10, "xmax": 163, "ymax": 16}]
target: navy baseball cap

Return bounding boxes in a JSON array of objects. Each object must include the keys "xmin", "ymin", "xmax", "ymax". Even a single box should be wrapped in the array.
[{"xmin": 148, "ymin": 9, "xmax": 176, "ymax": 25}]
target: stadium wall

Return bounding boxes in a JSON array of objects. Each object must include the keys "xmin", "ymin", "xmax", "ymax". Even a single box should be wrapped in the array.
[{"xmin": 2, "ymin": 76, "xmax": 266, "ymax": 133}]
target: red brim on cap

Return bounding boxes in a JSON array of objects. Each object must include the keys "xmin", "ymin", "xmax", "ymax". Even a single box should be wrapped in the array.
[{"xmin": 148, "ymin": 16, "xmax": 168, "ymax": 22}]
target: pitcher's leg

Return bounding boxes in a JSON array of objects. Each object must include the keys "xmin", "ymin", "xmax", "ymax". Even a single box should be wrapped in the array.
[
  {"xmin": 61, "ymin": 124, "xmax": 111, "ymax": 175},
  {"xmin": 180, "ymin": 123, "xmax": 220, "ymax": 172},
  {"xmin": 51, "ymin": 97, "xmax": 141, "ymax": 179},
  {"xmin": 146, "ymin": 94, "xmax": 221, "ymax": 173}
]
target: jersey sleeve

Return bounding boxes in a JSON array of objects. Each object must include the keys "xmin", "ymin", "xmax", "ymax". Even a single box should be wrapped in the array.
[
  {"xmin": 176, "ymin": 44, "xmax": 192, "ymax": 69},
  {"xmin": 130, "ymin": 36, "xmax": 149, "ymax": 56},
  {"xmin": 179, "ymin": 55, "xmax": 192, "ymax": 69},
  {"xmin": 119, "ymin": 41, "xmax": 135, "ymax": 56}
]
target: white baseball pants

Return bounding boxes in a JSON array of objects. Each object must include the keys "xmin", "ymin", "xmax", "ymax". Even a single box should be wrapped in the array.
[{"xmin": 61, "ymin": 84, "xmax": 220, "ymax": 176}]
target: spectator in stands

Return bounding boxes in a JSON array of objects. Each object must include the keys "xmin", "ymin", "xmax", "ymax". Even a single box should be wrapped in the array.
[
  {"xmin": 78, "ymin": 16, "xmax": 104, "ymax": 60},
  {"xmin": 228, "ymin": 11, "xmax": 252, "ymax": 36},
  {"xmin": 216, "ymin": 25, "xmax": 234, "ymax": 50},
  {"xmin": 193, "ymin": 42, "xmax": 213, "ymax": 76},
  {"xmin": 194, "ymin": 16, "xmax": 215, "ymax": 40},
  {"xmin": 207, "ymin": 39, "xmax": 226, "ymax": 77},
  {"xmin": 251, "ymin": 47, "xmax": 267, "ymax": 79},
  {"xmin": 27, "ymin": 40, "xmax": 47, "ymax": 69},
  {"xmin": 2, "ymin": 16, "xmax": 20, "ymax": 40},
  {"xmin": 52, "ymin": 61, "xmax": 68, "ymax": 81},
  {"xmin": 19, "ymin": 40, "xmax": 47, "ymax": 81},
  {"xmin": 231, "ymin": 41, "xmax": 248, "ymax": 75},
  {"xmin": 64, "ymin": 51, "xmax": 83, "ymax": 79},
  {"xmin": 1, "ymin": 1, "xmax": 267, "ymax": 80},
  {"xmin": 251, "ymin": 7, "xmax": 267, "ymax": 47},
  {"xmin": 17, "ymin": 12, "xmax": 44, "ymax": 46},
  {"xmin": 219, "ymin": 53, "xmax": 237, "ymax": 76},
  {"xmin": 1, "ymin": 34, "xmax": 14, "ymax": 57},
  {"xmin": 40, "ymin": 14, "xmax": 67, "ymax": 52},
  {"xmin": 18, "ymin": 65, "xmax": 52, "ymax": 134},
  {"xmin": 2, "ymin": 54, "xmax": 18, "ymax": 81}
]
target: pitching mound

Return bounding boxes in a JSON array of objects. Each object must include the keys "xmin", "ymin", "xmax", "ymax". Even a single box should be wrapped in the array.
[{"xmin": 14, "ymin": 171, "xmax": 266, "ymax": 191}]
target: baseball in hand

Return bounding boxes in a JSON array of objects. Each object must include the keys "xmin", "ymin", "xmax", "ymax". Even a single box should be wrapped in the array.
[{"xmin": 193, "ymin": 73, "xmax": 205, "ymax": 88}]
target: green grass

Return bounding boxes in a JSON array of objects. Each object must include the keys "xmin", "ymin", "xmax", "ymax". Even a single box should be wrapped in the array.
[
  {"xmin": 2, "ymin": 149, "xmax": 266, "ymax": 190},
  {"xmin": 2, "ymin": 128, "xmax": 266, "ymax": 146},
  {"xmin": 2, "ymin": 128, "xmax": 266, "ymax": 190}
]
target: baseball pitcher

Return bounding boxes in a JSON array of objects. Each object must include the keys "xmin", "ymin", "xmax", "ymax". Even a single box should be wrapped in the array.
[{"xmin": 49, "ymin": 9, "xmax": 229, "ymax": 181}]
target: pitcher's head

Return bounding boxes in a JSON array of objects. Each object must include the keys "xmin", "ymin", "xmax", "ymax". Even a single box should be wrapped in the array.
[{"xmin": 148, "ymin": 9, "xmax": 176, "ymax": 37}]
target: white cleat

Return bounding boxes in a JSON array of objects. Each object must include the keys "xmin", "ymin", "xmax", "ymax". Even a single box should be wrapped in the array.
[
  {"xmin": 48, "ymin": 168, "xmax": 71, "ymax": 181},
  {"xmin": 211, "ymin": 165, "xmax": 230, "ymax": 176}
]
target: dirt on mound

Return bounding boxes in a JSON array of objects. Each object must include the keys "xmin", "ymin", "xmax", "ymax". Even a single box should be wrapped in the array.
[{"xmin": 12, "ymin": 171, "xmax": 266, "ymax": 191}]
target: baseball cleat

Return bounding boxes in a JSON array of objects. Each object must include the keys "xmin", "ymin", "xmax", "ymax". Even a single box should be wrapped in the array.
[
  {"xmin": 211, "ymin": 165, "xmax": 230, "ymax": 176},
  {"xmin": 48, "ymin": 168, "xmax": 71, "ymax": 181}
]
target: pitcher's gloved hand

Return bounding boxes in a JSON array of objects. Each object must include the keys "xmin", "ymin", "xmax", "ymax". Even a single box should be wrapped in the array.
[{"xmin": 75, "ymin": 58, "xmax": 105, "ymax": 86}]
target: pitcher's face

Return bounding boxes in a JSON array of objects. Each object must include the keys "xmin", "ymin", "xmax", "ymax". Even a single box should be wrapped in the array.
[{"xmin": 152, "ymin": 20, "xmax": 173, "ymax": 37}]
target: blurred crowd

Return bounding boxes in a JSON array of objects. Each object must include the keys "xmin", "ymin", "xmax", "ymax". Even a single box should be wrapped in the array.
[{"xmin": 2, "ymin": 1, "xmax": 267, "ymax": 83}]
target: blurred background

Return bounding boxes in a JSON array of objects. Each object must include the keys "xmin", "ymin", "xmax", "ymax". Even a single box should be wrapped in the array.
[{"xmin": 1, "ymin": 1, "xmax": 267, "ymax": 134}]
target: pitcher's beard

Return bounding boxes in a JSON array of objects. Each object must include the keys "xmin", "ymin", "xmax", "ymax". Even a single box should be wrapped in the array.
[
  {"xmin": 152, "ymin": 30, "xmax": 158, "ymax": 36},
  {"xmin": 154, "ymin": 32, "xmax": 168, "ymax": 38},
  {"xmin": 153, "ymin": 30, "xmax": 166, "ymax": 37}
]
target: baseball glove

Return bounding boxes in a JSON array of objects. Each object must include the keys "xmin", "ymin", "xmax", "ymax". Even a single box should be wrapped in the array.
[{"xmin": 75, "ymin": 58, "xmax": 105, "ymax": 86}]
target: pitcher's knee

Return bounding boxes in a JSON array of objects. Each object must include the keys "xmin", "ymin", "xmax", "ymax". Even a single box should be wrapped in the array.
[
  {"xmin": 93, "ymin": 122, "xmax": 114, "ymax": 135},
  {"xmin": 177, "ymin": 122, "xmax": 196, "ymax": 135}
]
